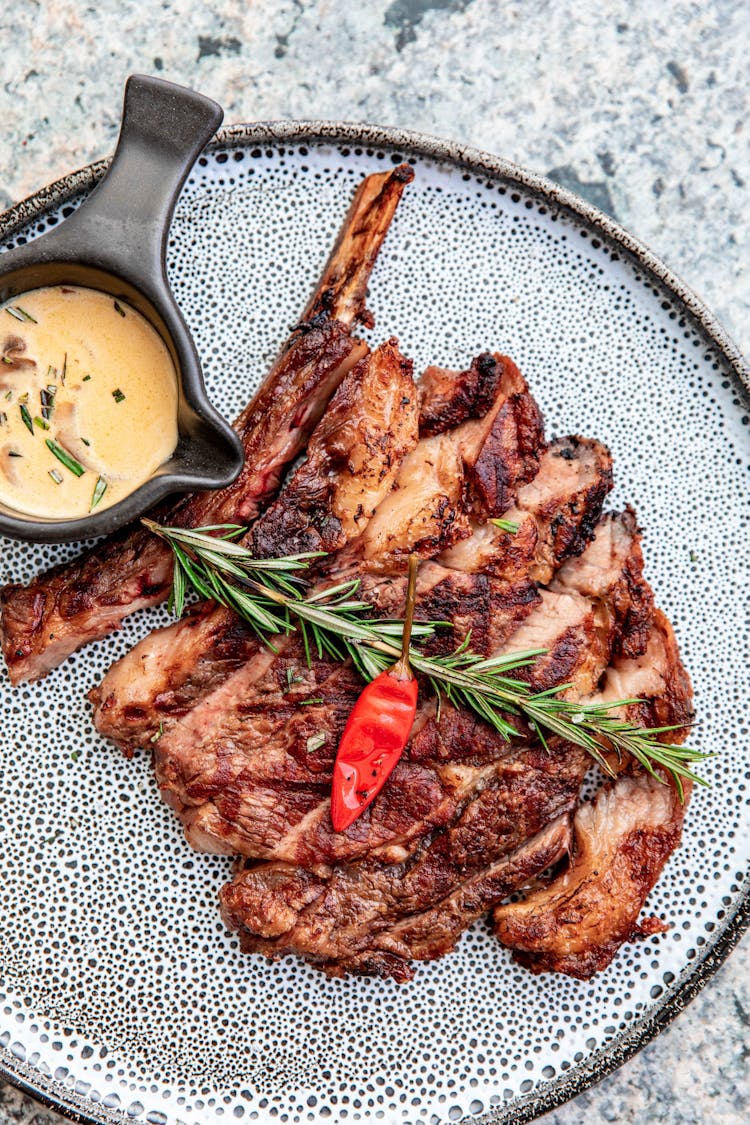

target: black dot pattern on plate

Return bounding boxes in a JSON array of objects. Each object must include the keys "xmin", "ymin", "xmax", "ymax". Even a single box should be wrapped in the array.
[{"xmin": 0, "ymin": 140, "xmax": 748, "ymax": 1125}]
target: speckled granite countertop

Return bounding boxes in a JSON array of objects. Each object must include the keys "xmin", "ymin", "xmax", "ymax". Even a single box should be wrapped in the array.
[{"xmin": 0, "ymin": 2, "xmax": 748, "ymax": 1124}]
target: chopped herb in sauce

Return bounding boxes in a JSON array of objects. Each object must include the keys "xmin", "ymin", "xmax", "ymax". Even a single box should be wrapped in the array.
[
  {"xmin": 46, "ymin": 438, "xmax": 85, "ymax": 477},
  {"xmin": 91, "ymin": 476, "xmax": 108, "ymax": 510},
  {"xmin": 0, "ymin": 286, "xmax": 178, "ymax": 517},
  {"xmin": 40, "ymin": 386, "xmax": 56, "ymax": 420},
  {"xmin": 6, "ymin": 305, "xmax": 37, "ymax": 324}
]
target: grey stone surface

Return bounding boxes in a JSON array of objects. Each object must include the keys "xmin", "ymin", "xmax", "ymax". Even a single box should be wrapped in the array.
[{"xmin": 0, "ymin": 1, "xmax": 747, "ymax": 1123}]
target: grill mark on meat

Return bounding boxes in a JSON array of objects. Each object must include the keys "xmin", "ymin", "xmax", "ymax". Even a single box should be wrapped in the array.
[
  {"xmin": 252, "ymin": 339, "xmax": 418, "ymax": 557},
  {"xmin": 359, "ymin": 432, "xmax": 471, "ymax": 562},
  {"xmin": 1, "ymin": 166, "xmax": 413, "ymax": 684},
  {"xmin": 419, "ymin": 353, "xmax": 507, "ymax": 434}
]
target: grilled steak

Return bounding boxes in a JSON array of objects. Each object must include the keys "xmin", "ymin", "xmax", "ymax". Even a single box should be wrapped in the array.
[{"xmin": 0, "ymin": 166, "xmax": 413, "ymax": 684}]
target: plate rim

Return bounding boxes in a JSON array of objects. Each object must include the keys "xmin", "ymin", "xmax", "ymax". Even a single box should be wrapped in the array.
[{"xmin": 0, "ymin": 118, "xmax": 748, "ymax": 1125}]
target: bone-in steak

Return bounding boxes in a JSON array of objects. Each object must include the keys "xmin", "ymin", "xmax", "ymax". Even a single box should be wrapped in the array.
[{"xmin": 0, "ymin": 166, "xmax": 413, "ymax": 684}]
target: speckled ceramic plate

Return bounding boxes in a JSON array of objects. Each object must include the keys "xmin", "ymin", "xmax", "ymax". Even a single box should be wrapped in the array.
[{"xmin": 1, "ymin": 123, "xmax": 749, "ymax": 1125}]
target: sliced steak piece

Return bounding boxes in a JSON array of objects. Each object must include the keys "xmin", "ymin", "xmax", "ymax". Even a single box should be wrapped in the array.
[
  {"xmin": 1, "ymin": 165, "xmax": 413, "ymax": 684},
  {"xmin": 492, "ymin": 773, "xmax": 686, "ymax": 979},
  {"xmin": 251, "ymin": 339, "xmax": 418, "ymax": 557},
  {"xmin": 418, "ymin": 353, "xmax": 544, "ymax": 517},
  {"xmin": 359, "ymin": 432, "xmax": 471, "ymax": 562},
  {"xmin": 494, "ymin": 510, "xmax": 653, "ymax": 695},
  {"xmin": 357, "ymin": 437, "xmax": 615, "ymax": 654},
  {"xmin": 492, "ymin": 608, "xmax": 694, "ymax": 978},
  {"xmin": 219, "ymin": 739, "xmax": 581, "ymax": 981},
  {"xmin": 440, "ymin": 435, "xmax": 614, "ymax": 586},
  {"xmin": 594, "ymin": 607, "xmax": 694, "ymax": 740},
  {"xmin": 358, "ymin": 353, "xmax": 545, "ymax": 566},
  {"xmin": 153, "ymin": 631, "xmax": 516, "ymax": 863}
]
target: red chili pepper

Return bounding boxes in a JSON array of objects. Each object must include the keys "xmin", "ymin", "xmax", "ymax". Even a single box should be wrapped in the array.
[{"xmin": 330, "ymin": 555, "xmax": 420, "ymax": 833}]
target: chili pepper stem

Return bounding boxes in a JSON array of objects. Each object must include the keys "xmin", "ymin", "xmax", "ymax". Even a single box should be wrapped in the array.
[{"xmin": 392, "ymin": 553, "xmax": 418, "ymax": 680}]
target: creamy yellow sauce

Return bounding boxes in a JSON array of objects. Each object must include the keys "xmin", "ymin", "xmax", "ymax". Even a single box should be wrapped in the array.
[{"xmin": 0, "ymin": 286, "xmax": 178, "ymax": 518}]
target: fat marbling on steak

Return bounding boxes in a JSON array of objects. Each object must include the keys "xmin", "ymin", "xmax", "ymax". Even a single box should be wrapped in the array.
[{"xmin": 0, "ymin": 165, "xmax": 414, "ymax": 684}]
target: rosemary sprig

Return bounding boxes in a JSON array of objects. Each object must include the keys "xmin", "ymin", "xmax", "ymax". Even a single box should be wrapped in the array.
[{"xmin": 143, "ymin": 520, "xmax": 709, "ymax": 797}]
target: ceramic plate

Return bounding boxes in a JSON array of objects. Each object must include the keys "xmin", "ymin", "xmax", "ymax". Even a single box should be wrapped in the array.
[{"xmin": 1, "ymin": 123, "xmax": 748, "ymax": 1125}]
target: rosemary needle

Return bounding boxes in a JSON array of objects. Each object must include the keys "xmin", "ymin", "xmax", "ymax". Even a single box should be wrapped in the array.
[
  {"xmin": 491, "ymin": 518, "xmax": 520, "ymax": 535},
  {"xmin": 143, "ymin": 520, "xmax": 710, "ymax": 798}
]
